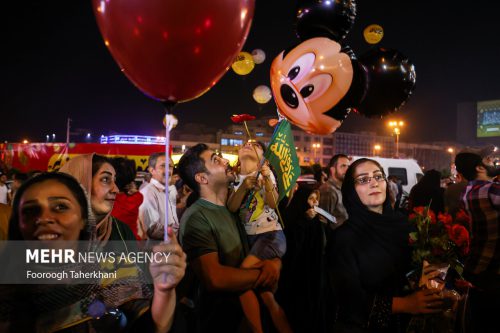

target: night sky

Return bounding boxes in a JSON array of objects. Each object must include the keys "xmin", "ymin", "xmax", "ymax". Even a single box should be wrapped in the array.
[{"xmin": 2, "ymin": 0, "xmax": 500, "ymax": 143}]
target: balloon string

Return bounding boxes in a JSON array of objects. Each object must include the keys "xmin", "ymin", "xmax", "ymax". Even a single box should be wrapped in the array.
[
  {"xmin": 242, "ymin": 121, "xmax": 263, "ymax": 212},
  {"xmin": 162, "ymin": 101, "xmax": 176, "ymax": 244},
  {"xmin": 162, "ymin": 101, "xmax": 176, "ymax": 285}
]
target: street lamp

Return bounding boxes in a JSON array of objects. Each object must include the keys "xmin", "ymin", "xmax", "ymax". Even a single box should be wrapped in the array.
[
  {"xmin": 388, "ymin": 121, "xmax": 404, "ymax": 158},
  {"xmin": 312, "ymin": 143, "xmax": 321, "ymax": 163},
  {"xmin": 373, "ymin": 144, "xmax": 381, "ymax": 156},
  {"xmin": 447, "ymin": 147, "xmax": 455, "ymax": 167}
]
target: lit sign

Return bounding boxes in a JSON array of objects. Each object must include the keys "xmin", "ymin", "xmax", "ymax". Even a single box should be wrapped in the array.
[{"xmin": 100, "ymin": 135, "xmax": 166, "ymax": 145}]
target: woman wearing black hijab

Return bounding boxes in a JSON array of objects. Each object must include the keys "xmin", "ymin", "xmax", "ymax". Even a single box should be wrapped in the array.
[
  {"xmin": 277, "ymin": 185, "xmax": 333, "ymax": 332},
  {"xmin": 327, "ymin": 159, "xmax": 445, "ymax": 333}
]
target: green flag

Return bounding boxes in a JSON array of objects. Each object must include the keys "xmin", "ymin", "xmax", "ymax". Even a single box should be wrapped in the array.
[{"xmin": 264, "ymin": 120, "xmax": 300, "ymax": 202}]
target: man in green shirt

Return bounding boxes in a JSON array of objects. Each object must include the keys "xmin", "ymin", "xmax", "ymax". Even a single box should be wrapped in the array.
[{"xmin": 178, "ymin": 143, "xmax": 281, "ymax": 331}]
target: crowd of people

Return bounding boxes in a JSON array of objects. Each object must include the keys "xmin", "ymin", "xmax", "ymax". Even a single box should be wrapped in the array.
[{"xmin": 0, "ymin": 142, "xmax": 498, "ymax": 332}]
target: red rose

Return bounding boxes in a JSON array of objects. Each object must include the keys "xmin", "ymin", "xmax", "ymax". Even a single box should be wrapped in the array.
[
  {"xmin": 455, "ymin": 279, "xmax": 474, "ymax": 291},
  {"xmin": 455, "ymin": 209, "xmax": 472, "ymax": 228},
  {"xmin": 438, "ymin": 212, "xmax": 453, "ymax": 225},
  {"xmin": 448, "ymin": 224, "xmax": 470, "ymax": 248},
  {"xmin": 231, "ymin": 114, "xmax": 256, "ymax": 123},
  {"xmin": 413, "ymin": 207, "xmax": 425, "ymax": 215},
  {"xmin": 428, "ymin": 210, "xmax": 437, "ymax": 224}
]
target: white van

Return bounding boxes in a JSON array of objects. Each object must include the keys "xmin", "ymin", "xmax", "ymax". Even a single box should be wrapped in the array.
[{"xmin": 350, "ymin": 156, "xmax": 424, "ymax": 194}]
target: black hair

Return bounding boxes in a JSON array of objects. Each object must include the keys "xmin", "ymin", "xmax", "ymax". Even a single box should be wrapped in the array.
[
  {"xmin": 13, "ymin": 172, "xmax": 28, "ymax": 182},
  {"xmin": 345, "ymin": 158, "xmax": 387, "ymax": 181},
  {"xmin": 327, "ymin": 154, "xmax": 349, "ymax": 173},
  {"xmin": 342, "ymin": 158, "xmax": 389, "ymax": 211},
  {"xmin": 177, "ymin": 144, "xmax": 209, "ymax": 194},
  {"xmin": 8, "ymin": 172, "xmax": 89, "ymax": 240},
  {"xmin": 111, "ymin": 157, "xmax": 137, "ymax": 192},
  {"xmin": 92, "ymin": 154, "xmax": 113, "ymax": 177},
  {"xmin": 255, "ymin": 141, "xmax": 267, "ymax": 154},
  {"xmin": 455, "ymin": 152, "xmax": 483, "ymax": 181}
]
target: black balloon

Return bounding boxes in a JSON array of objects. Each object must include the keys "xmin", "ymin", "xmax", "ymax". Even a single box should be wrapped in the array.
[
  {"xmin": 296, "ymin": 0, "xmax": 357, "ymax": 42},
  {"xmin": 356, "ymin": 47, "xmax": 416, "ymax": 118},
  {"xmin": 325, "ymin": 46, "xmax": 368, "ymax": 121}
]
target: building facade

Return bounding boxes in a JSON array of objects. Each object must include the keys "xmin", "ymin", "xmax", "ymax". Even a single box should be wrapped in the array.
[{"xmin": 104, "ymin": 117, "xmax": 465, "ymax": 172}]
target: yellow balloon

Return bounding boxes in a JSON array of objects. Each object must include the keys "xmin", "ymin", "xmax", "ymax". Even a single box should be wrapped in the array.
[
  {"xmin": 363, "ymin": 24, "xmax": 384, "ymax": 44},
  {"xmin": 253, "ymin": 85, "xmax": 272, "ymax": 104},
  {"xmin": 232, "ymin": 52, "xmax": 255, "ymax": 75}
]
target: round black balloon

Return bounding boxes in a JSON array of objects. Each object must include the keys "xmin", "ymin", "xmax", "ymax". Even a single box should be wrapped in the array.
[
  {"xmin": 356, "ymin": 47, "xmax": 416, "ymax": 118},
  {"xmin": 296, "ymin": 0, "xmax": 357, "ymax": 42}
]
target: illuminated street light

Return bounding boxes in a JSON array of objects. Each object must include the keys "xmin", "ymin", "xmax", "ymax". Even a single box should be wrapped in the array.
[
  {"xmin": 22, "ymin": 139, "xmax": 29, "ymax": 144},
  {"xmin": 447, "ymin": 147, "xmax": 455, "ymax": 167},
  {"xmin": 388, "ymin": 120, "xmax": 404, "ymax": 158},
  {"xmin": 373, "ymin": 144, "xmax": 382, "ymax": 156},
  {"xmin": 312, "ymin": 143, "xmax": 321, "ymax": 163}
]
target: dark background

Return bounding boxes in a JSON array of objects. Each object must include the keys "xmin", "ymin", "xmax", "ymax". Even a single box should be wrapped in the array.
[{"xmin": 2, "ymin": 0, "xmax": 500, "ymax": 143}]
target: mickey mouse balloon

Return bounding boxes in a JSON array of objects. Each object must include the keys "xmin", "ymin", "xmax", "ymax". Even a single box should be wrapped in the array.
[{"xmin": 270, "ymin": 37, "xmax": 358, "ymax": 135}]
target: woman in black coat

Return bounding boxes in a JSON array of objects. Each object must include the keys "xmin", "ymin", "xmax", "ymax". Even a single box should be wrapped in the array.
[
  {"xmin": 327, "ymin": 159, "xmax": 446, "ymax": 333},
  {"xmin": 278, "ymin": 185, "xmax": 333, "ymax": 332}
]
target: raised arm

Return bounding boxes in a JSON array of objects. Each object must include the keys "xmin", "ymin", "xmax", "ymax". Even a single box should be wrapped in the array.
[
  {"xmin": 149, "ymin": 228, "xmax": 187, "ymax": 333},
  {"xmin": 227, "ymin": 176, "xmax": 258, "ymax": 213}
]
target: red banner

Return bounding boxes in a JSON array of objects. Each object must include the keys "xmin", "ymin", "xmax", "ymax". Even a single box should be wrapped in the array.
[{"xmin": 0, "ymin": 143, "xmax": 169, "ymax": 173}]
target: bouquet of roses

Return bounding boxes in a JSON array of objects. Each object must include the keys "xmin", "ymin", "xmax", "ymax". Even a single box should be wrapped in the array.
[{"xmin": 406, "ymin": 206, "xmax": 472, "ymax": 333}]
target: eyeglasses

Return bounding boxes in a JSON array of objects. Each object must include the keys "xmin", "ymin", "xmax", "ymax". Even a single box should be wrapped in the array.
[{"xmin": 354, "ymin": 174, "xmax": 386, "ymax": 185}]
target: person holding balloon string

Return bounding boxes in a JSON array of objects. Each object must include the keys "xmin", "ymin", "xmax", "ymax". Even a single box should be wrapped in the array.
[
  {"xmin": 1, "ymin": 172, "xmax": 186, "ymax": 332},
  {"xmin": 228, "ymin": 140, "xmax": 292, "ymax": 333}
]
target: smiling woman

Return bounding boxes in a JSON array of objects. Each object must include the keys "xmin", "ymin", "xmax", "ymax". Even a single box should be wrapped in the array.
[
  {"xmin": 2, "ymin": 170, "xmax": 186, "ymax": 332},
  {"xmin": 8, "ymin": 172, "xmax": 89, "ymax": 241},
  {"xmin": 60, "ymin": 153, "xmax": 136, "ymax": 243}
]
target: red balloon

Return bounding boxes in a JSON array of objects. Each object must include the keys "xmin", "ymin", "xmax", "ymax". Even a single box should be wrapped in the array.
[{"xmin": 93, "ymin": 0, "xmax": 255, "ymax": 103}]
